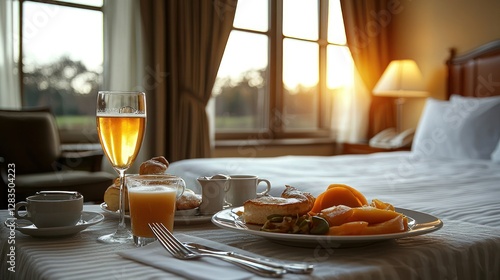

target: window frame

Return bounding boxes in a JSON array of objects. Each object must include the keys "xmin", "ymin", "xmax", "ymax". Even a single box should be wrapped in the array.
[
  {"xmin": 215, "ymin": 0, "xmax": 344, "ymax": 142},
  {"xmin": 17, "ymin": 0, "xmax": 103, "ymax": 106}
]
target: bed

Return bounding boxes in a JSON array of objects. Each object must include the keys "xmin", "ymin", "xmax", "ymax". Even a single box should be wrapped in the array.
[{"xmin": 167, "ymin": 40, "xmax": 500, "ymax": 278}]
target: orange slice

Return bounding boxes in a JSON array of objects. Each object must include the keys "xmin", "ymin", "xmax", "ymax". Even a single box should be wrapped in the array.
[
  {"xmin": 318, "ymin": 205, "xmax": 353, "ymax": 226},
  {"xmin": 371, "ymin": 199, "xmax": 395, "ymax": 211},
  {"xmin": 310, "ymin": 184, "xmax": 368, "ymax": 213},
  {"xmin": 328, "ymin": 221, "xmax": 369, "ymax": 235},
  {"xmin": 328, "ymin": 215, "xmax": 408, "ymax": 235},
  {"xmin": 327, "ymin": 184, "xmax": 368, "ymax": 206},
  {"xmin": 345, "ymin": 206, "xmax": 402, "ymax": 224}
]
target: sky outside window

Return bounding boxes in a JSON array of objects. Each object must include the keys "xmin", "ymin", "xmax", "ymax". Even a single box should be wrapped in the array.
[{"xmin": 22, "ymin": 1, "xmax": 103, "ymax": 72}]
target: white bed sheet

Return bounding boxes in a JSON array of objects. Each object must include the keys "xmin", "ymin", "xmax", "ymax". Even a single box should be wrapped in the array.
[
  {"xmin": 2, "ymin": 152, "xmax": 499, "ymax": 279},
  {"xmin": 168, "ymin": 151, "xmax": 500, "ymax": 228}
]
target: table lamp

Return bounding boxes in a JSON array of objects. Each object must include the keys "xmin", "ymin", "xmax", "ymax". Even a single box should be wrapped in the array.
[{"xmin": 370, "ymin": 59, "xmax": 428, "ymax": 148}]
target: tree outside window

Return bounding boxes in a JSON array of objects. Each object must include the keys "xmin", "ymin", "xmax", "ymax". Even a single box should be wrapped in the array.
[{"xmin": 18, "ymin": 0, "xmax": 103, "ymax": 142}]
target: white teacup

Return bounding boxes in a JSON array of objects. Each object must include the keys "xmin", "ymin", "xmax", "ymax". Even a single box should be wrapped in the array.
[
  {"xmin": 226, "ymin": 175, "xmax": 272, "ymax": 207},
  {"xmin": 197, "ymin": 175, "xmax": 230, "ymax": 215},
  {"xmin": 14, "ymin": 191, "xmax": 83, "ymax": 228}
]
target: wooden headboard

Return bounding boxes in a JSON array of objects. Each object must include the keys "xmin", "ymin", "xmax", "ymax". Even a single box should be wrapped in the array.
[{"xmin": 446, "ymin": 39, "xmax": 500, "ymax": 98}]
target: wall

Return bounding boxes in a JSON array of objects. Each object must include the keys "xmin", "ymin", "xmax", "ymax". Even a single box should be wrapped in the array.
[{"xmin": 390, "ymin": 0, "xmax": 500, "ymax": 130}]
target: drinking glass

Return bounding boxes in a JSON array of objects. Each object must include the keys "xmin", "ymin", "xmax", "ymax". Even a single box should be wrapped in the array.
[
  {"xmin": 127, "ymin": 175, "xmax": 186, "ymax": 246},
  {"xmin": 96, "ymin": 91, "xmax": 146, "ymax": 244}
]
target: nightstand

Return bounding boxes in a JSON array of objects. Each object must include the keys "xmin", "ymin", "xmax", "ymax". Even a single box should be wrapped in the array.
[{"xmin": 340, "ymin": 143, "xmax": 411, "ymax": 155}]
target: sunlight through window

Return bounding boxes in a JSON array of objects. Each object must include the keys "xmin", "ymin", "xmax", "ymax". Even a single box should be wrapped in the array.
[
  {"xmin": 213, "ymin": 0, "xmax": 350, "ymax": 137},
  {"xmin": 283, "ymin": 0, "xmax": 318, "ymax": 40},
  {"xmin": 233, "ymin": 0, "xmax": 268, "ymax": 32}
]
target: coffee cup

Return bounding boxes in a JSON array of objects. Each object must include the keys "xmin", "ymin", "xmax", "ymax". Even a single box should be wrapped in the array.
[
  {"xmin": 197, "ymin": 174, "xmax": 230, "ymax": 215},
  {"xmin": 14, "ymin": 191, "xmax": 83, "ymax": 228},
  {"xmin": 226, "ymin": 175, "xmax": 271, "ymax": 207}
]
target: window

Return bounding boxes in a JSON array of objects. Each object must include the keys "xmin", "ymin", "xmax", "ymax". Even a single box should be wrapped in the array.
[
  {"xmin": 213, "ymin": 0, "xmax": 350, "ymax": 141},
  {"xmin": 17, "ymin": 0, "xmax": 103, "ymax": 142}
]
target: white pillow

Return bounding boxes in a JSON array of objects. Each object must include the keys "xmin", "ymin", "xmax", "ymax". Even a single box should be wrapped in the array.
[
  {"xmin": 450, "ymin": 94, "xmax": 500, "ymax": 104},
  {"xmin": 492, "ymin": 140, "xmax": 500, "ymax": 163},
  {"xmin": 451, "ymin": 94, "xmax": 500, "ymax": 160},
  {"xmin": 412, "ymin": 97, "xmax": 500, "ymax": 160}
]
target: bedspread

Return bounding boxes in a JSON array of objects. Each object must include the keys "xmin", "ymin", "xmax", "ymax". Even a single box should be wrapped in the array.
[
  {"xmin": 168, "ymin": 152, "xmax": 500, "ymax": 228},
  {"xmin": 1, "ymin": 205, "xmax": 500, "ymax": 280},
  {"xmin": 2, "ymin": 152, "xmax": 499, "ymax": 279}
]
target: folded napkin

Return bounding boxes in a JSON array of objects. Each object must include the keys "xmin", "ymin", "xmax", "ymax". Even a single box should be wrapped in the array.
[{"xmin": 118, "ymin": 234, "xmax": 271, "ymax": 280}]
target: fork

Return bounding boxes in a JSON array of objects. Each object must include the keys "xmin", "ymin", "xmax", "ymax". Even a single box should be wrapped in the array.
[{"xmin": 148, "ymin": 223, "xmax": 285, "ymax": 278}]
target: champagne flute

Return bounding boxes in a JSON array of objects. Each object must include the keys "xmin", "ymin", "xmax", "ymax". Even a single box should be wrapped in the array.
[{"xmin": 96, "ymin": 91, "xmax": 146, "ymax": 244}]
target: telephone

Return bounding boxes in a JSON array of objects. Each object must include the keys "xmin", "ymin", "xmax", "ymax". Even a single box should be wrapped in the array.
[{"xmin": 369, "ymin": 127, "xmax": 415, "ymax": 149}]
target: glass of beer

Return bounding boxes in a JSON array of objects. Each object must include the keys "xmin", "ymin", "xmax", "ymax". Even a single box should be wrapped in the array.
[
  {"xmin": 96, "ymin": 91, "xmax": 146, "ymax": 244},
  {"xmin": 126, "ymin": 175, "xmax": 185, "ymax": 246}
]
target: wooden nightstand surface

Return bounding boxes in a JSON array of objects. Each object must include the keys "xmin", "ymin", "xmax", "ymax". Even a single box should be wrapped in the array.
[{"xmin": 341, "ymin": 143, "xmax": 411, "ymax": 155}]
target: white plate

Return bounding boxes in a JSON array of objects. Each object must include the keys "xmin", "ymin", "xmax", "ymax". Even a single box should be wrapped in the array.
[
  {"xmin": 100, "ymin": 202, "xmax": 131, "ymax": 218},
  {"xmin": 6, "ymin": 211, "xmax": 104, "ymax": 238},
  {"xmin": 211, "ymin": 207, "xmax": 443, "ymax": 248},
  {"xmin": 100, "ymin": 202, "xmax": 212, "ymax": 225}
]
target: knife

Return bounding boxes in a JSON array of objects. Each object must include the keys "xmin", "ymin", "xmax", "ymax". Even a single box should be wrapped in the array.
[{"xmin": 184, "ymin": 242, "xmax": 314, "ymax": 274}]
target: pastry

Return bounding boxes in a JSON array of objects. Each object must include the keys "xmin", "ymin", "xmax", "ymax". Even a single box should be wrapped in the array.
[
  {"xmin": 243, "ymin": 185, "xmax": 315, "ymax": 225},
  {"xmin": 139, "ymin": 156, "xmax": 169, "ymax": 175},
  {"xmin": 176, "ymin": 189, "xmax": 202, "ymax": 210},
  {"xmin": 103, "ymin": 178, "xmax": 129, "ymax": 212}
]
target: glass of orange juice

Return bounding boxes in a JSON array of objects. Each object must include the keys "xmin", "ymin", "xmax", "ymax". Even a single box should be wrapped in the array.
[{"xmin": 126, "ymin": 174, "xmax": 185, "ymax": 246}]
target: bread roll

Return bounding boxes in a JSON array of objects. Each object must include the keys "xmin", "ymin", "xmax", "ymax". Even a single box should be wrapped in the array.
[
  {"xmin": 243, "ymin": 185, "xmax": 315, "ymax": 225},
  {"xmin": 151, "ymin": 156, "xmax": 169, "ymax": 167},
  {"xmin": 103, "ymin": 178, "xmax": 129, "ymax": 212},
  {"xmin": 139, "ymin": 156, "xmax": 169, "ymax": 175}
]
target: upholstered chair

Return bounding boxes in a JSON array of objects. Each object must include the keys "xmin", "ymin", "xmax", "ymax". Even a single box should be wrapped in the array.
[{"xmin": 0, "ymin": 109, "xmax": 115, "ymax": 209}]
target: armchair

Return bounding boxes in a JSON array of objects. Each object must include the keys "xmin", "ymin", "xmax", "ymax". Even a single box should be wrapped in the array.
[{"xmin": 0, "ymin": 109, "xmax": 115, "ymax": 209}]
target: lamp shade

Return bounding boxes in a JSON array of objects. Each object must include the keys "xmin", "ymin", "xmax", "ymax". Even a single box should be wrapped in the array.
[{"xmin": 373, "ymin": 59, "xmax": 428, "ymax": 98}]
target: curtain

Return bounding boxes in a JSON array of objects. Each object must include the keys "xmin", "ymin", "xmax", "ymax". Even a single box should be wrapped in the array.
[
  {"xmin": 103, "ymin": 0, "xmax": 148, "ymax": 173},
  {"xmin": 140, "ymin": 0, "xmax": 237, "ymax": 162},
  {"xmin": 103, "ymin": 0, "xmax": 144, "ymax": 91},
  {"xmin": 0, "ymin": 0, "xmax": 21, "ymax": 109},
  {"xmin": 340, "ymin": 0, "xmax": 394, "ymax": 139},
  {"xmin": 330, "ymin": 48, "xmax": 371, "ymax": 144}
]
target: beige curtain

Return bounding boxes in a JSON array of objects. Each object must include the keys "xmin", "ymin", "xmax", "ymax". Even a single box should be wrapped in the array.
[
  {"xmin": 330, "ymin": 48, "xmax": 371, "ymax": 144},
  {"xmin": 340, "ymin": 0, "xmax": 394, "ymax": 138},
  {"xmin": 103, "ymin": 0, "xmax": 144, "ymax": 92},
  {"xmin": 140, "ymin": 0, "xmax": 167, "ymax": 161},
  {"xmin": 140, "ymin": 0, "xmax": 237, "ymax": 161},
  {"xmin": 0, "ymin": 0, "xmax": 21, "ymax": 109},
  {"xmin": 103, "ymin": 0, "xmax": 148, "ymax": 174}
]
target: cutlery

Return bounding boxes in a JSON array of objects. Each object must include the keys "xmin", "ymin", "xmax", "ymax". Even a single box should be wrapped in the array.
[
  {"xmin": 149, "ymin": 223, "xmax": 285, "ymax": 278},
  {"xmin": 185, "ymin": 242, "xmax": 313, "ymax": 274}
]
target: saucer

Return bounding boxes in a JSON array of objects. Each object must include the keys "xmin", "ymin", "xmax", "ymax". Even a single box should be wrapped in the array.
[
  {"xmin": 6, "ymin": 211, "xmax": 104, "ymax": 237},
  {"xmin": 174, "ymin": 213, "xmax": 213, "ymax": 225}
]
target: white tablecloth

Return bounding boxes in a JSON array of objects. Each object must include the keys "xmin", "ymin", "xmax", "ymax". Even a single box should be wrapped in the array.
[{"xmin": 1, "ymin": 205, "xmax": 500, "ymax": 279}]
